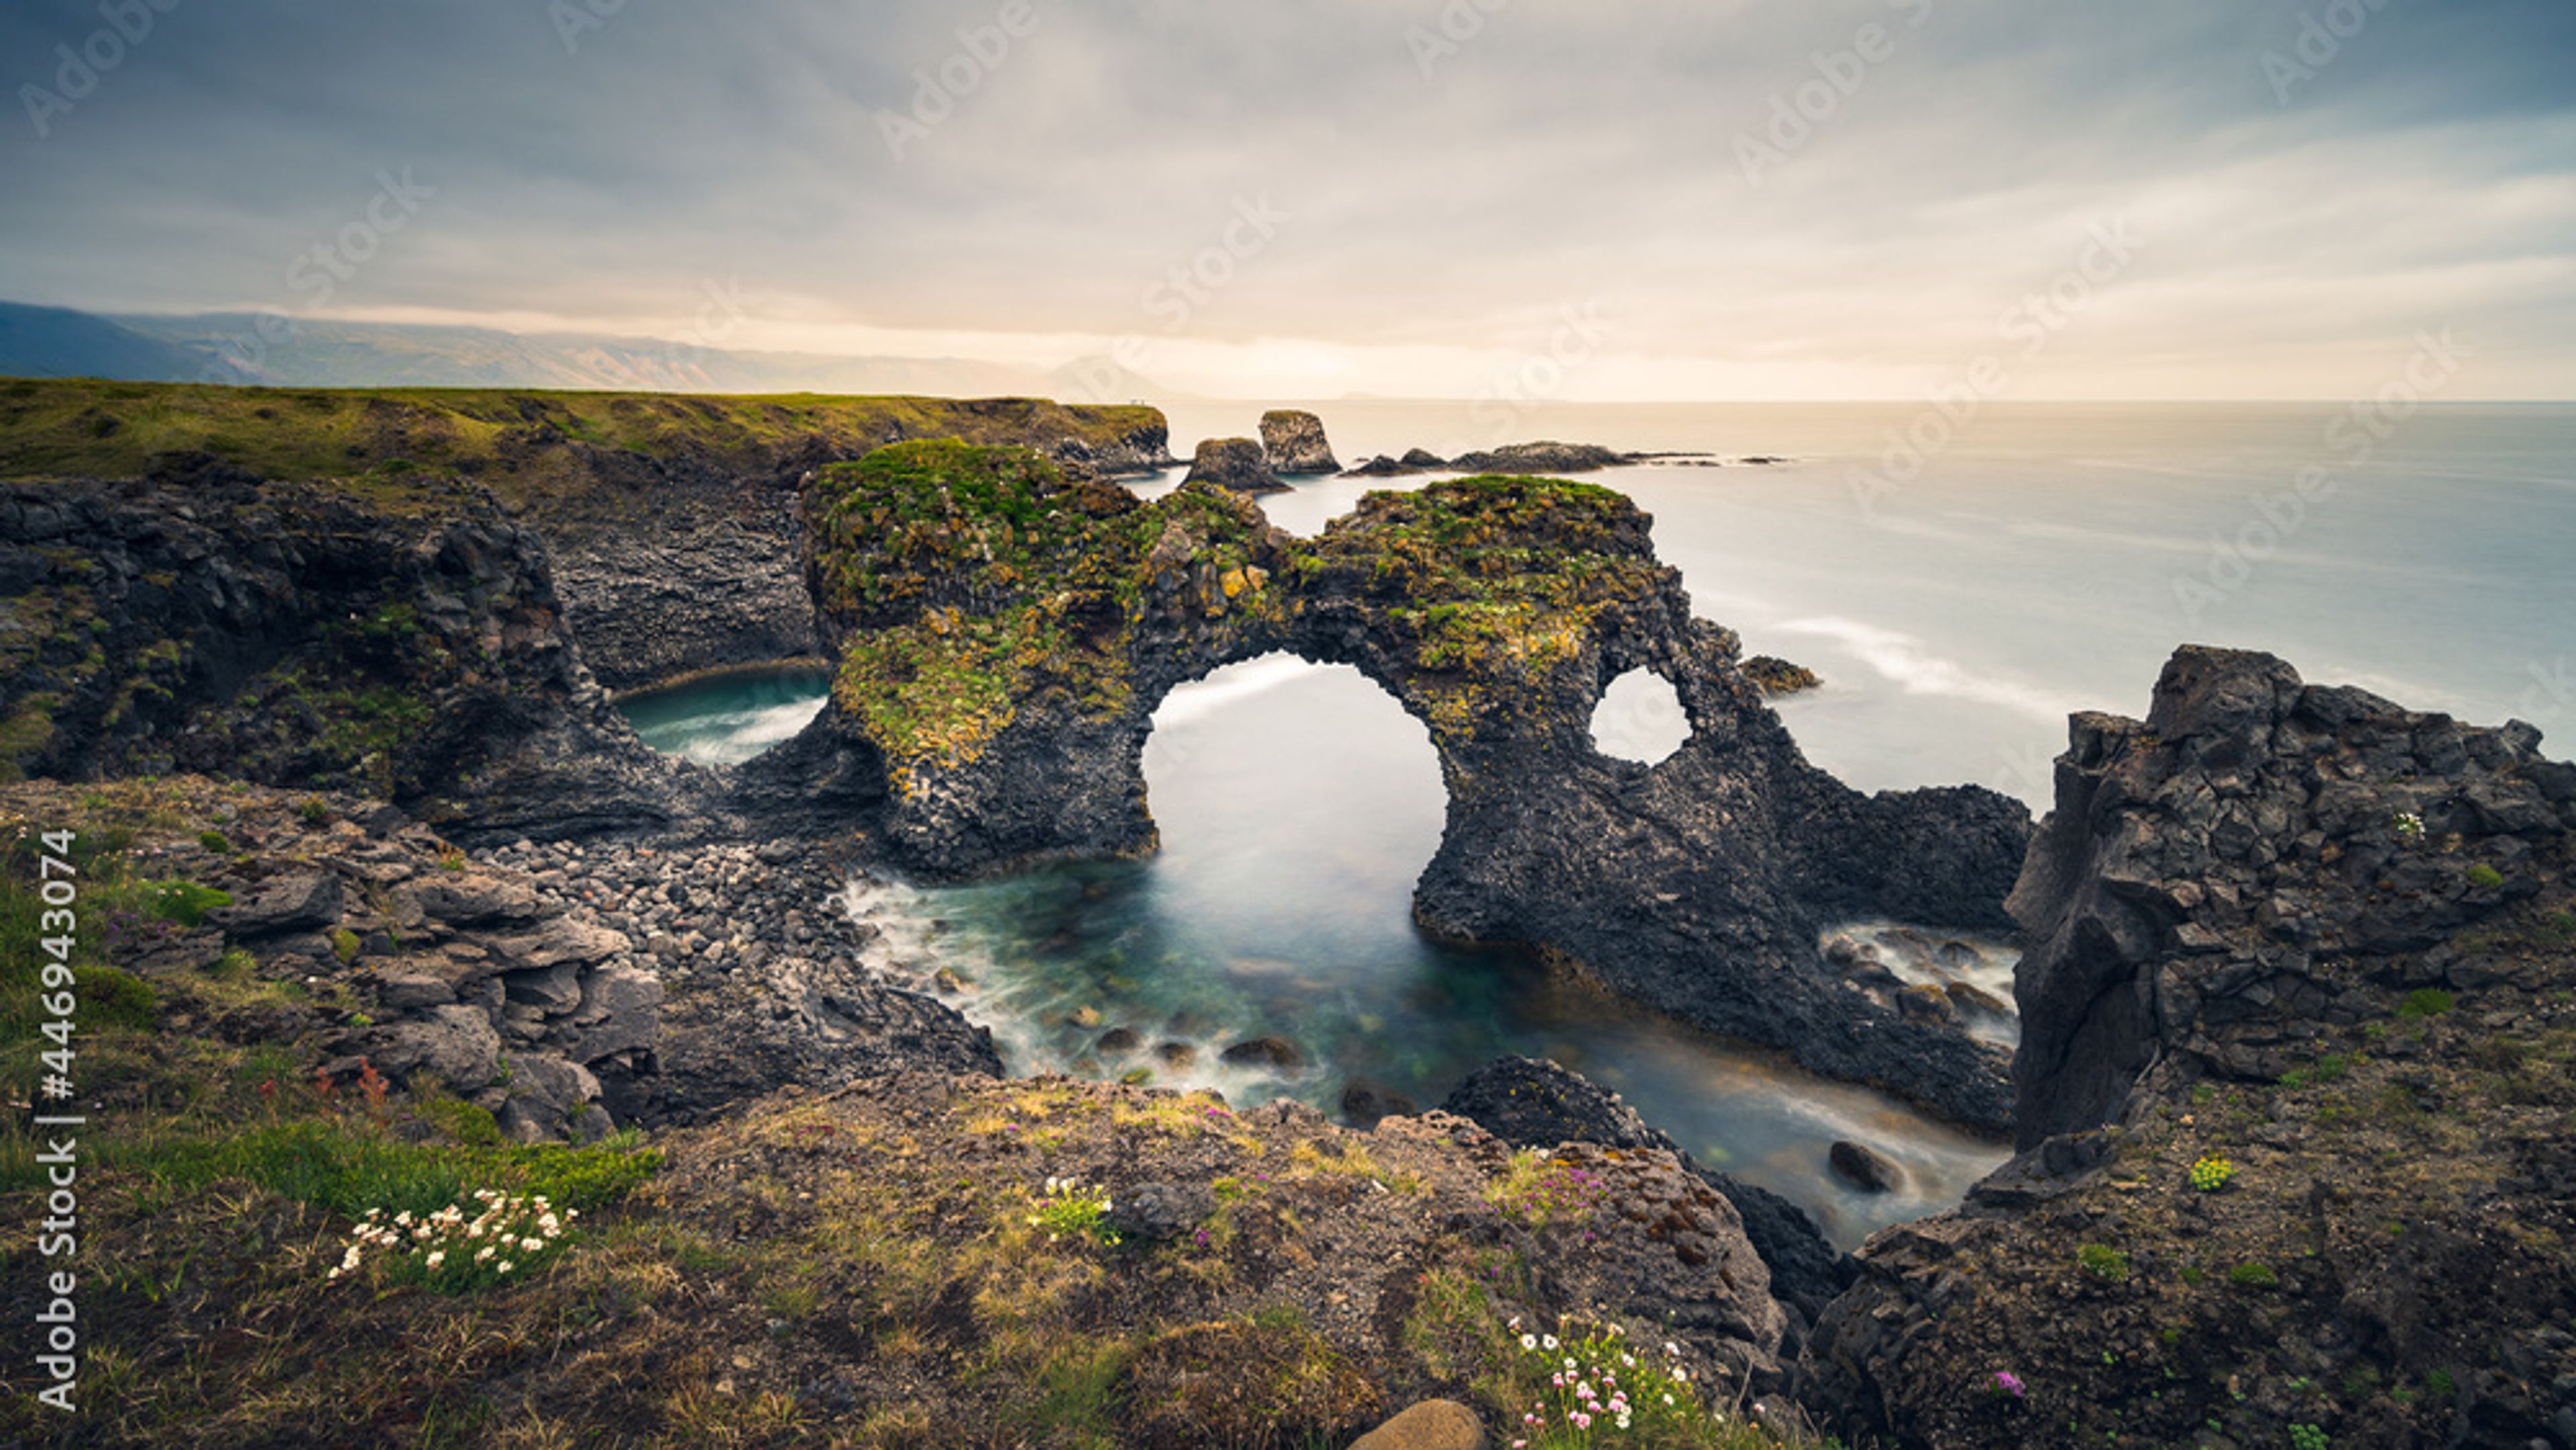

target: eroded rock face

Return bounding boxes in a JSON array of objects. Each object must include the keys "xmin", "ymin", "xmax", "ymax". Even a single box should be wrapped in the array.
[
  {"xmin": 1260, "ymin": 409, "xmax": 1340, "ymax": 474},
  {"xmin": 1183, "ymin": 436, "xmax": 1289, "ymax": 494},
  {"xmin": 0, "ymin": 473, "xmax": 692, "ymax": 842},
  {"xmin": 789, "ymin": 445, "xmax": 2032, "ymax": 1127},
  {"xmin": 2010, "ymin": 645, "xmax": 2576, "ymax": 1147},
  {"xmin": 1803, "ymin": 648, "xmax": 2576, "ymax": 1449}
]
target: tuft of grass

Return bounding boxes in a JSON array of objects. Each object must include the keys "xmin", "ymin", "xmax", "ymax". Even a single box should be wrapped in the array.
[
  {"xmin": 2397, "ymin": 988, "xmax": 2455, "ymax": 1019},
  {"xmin": 2077, "ymin": 1243, "xmax": 2133, "ymax": 1282},
  {"xmin": 2228, "ymin": 1262, "xmax": 2279, "ymax": 1290}
]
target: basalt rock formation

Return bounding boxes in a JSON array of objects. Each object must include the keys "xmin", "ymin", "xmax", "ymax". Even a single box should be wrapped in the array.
[
  {"xmin": 1804, "ymin": 647, "xmax": 2576, "ymax": 1448},
  {"xmin": 1183, "ymin": 436, "xmax": 1289, "ymax": 495},
  {"xmin": 789, "ymin": 441, "xmax": 2033, "ymax": 1127},
  {"xmin": 1259, "ymin": 408, "xmax": 1340, "ymax": 474},
  {"xmin": 0, "ymin": 467, "xmax": 690, "ymax": 842},
  {"xmin": 1448, "ymin": 441, "xmax": 1635, "ymax": 473}
]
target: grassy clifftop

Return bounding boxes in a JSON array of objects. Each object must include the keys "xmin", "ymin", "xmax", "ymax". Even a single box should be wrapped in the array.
[{"xmin": 0, "ymin": 377, "xmax": 1168, "ymax": 522}]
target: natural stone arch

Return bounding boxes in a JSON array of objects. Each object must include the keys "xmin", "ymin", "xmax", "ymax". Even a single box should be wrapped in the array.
[{"xmin": 769, "ymin": 441, "xmax": 2035, "ymax": 1129}]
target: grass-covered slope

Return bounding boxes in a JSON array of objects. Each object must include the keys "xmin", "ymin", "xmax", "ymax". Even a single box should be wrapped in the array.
[{"xmin": 0, "ymin": 378, "xmax": 1169, "ymax": 522}]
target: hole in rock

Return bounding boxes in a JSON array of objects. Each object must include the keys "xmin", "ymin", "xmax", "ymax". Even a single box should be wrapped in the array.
[{"xmin": 1590, "ymin": 668, "xmax": 1689, "ymax": 765}]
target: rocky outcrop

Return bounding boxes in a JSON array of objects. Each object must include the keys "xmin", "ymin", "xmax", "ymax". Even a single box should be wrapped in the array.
[
  {"xmin": 1344, "ymin": 449, "xmax": 1452, "ymax": 477},
  {"xmin": 1260, "ymin": 409, "xmax": 1340, "ymax": 474},
  {"xmin": 2009, "ymin": 645, "xmax": 2575, "ymax": 1147},
  {"xmin": 792, "ymin": 445, "xmax": 2031, "ymax": 1127},
  {"xmin": 1804, "ymin": 648, "xmax": 2576, "ymax": 1448},
  {"xmin": 1440, "ymin": 1056, "xmax": 1854, "ymax": 1349},
  {"xmin": 0, "ymin": 467, "xmax": 692, "ymax": 841},
  {"xmin": 1743, "ymin": 655, "xmax": 1823, "ymax": 696},
  {"xmin": 1183, "ymin": 436, "xmax": 1289, "ymax": 494},
  {"xmin": 1448, "ymin": 441, "xmax": 1633, "ymax": 473}
]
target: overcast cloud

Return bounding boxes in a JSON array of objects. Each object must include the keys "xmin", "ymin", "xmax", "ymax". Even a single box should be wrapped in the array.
[{"xmin": 1, "ymin": 0, "xmax": 2571, "ymax": 398}]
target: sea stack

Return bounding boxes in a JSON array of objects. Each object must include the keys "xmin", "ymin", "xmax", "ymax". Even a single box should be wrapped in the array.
[
  {"xmin": 1258, "ymin": 409, "xmax": 1340, "ymax": 474},
  {"xmin": 1183, "ymin": 437, "xmax": 1289, "ymax": 494}
]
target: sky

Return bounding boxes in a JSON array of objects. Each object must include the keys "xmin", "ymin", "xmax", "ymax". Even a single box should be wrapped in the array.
[{"xmin": 1, "ymin": 0, "xmax": 2573, "ymax": 400}]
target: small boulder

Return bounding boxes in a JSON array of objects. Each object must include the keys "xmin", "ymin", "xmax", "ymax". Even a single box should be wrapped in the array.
[
  {"xmin": 1095, "ymin": 1027, "xmax": 1142, "ymax": 1055},
  {"xmin": 210, "ymin": 871, "xmax": 342, "ymax": 936},
  {"xmin": 1219, "ymin": 1036, "xmax": 1305, "ymax": 1070},
  {"xmin": 1829, "ymin": 1139, "xmax": 1904, "ymax": 1194},
  {"xmin": 1348, "ymin": 1399, "xmax": 1488, "ymax": 1450},
  {"xmin": 1154, "ymin": 1041, "xmax": 1198, "ymax": 1068},
  {"xmin": 1340, "ymin": 1078, "xmax": 1420, "ymax": 1129}
]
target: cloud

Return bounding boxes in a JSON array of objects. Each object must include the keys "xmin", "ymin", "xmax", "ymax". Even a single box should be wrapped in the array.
[{"xmin": 0, "ymin": 0, "xmax": 2570, "ymax": 397}]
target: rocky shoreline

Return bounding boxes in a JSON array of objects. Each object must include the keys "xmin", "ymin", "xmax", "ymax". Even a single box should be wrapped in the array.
[{"xmin": 6, "ymin": 384, "xmax": 2571, "ymax": 1447}]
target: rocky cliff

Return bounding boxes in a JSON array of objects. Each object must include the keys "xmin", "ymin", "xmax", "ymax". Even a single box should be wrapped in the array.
[
  {"xmin": 1260, "ymin": 408, "xmax": 1340, "ymax": 473},
  {"xmin": 0, "ymin": 463, "xmax": 689, "ymax": 841},
  {"xmin": 0, "ymin": 380, "xmax": 1177, "ymax": 692},
  {"xmin": 792, "ymin": 442, "xmax": 2033, "ymax": 1129},
  {"xmin": 1805, "ymin": 647, "xmax": 2576, "ymax": 1447}
]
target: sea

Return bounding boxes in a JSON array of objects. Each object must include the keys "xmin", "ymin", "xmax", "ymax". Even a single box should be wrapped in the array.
[{"xmin": 619, "ymin": 400, "xmax": 2576, "ymax": 1246}]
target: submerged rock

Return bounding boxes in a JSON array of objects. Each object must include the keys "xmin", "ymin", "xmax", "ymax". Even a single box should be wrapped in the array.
[
  {"xmin": 1448, "ymin": 440, "xmax": 1632, "ymax": 473},
  {"xmin": 1259, "ymin": 409, "xmax": 1340, "ymax": 474},
  {"xmin": 1827, "ymin": 1139, "xmax": 1902, "ymax": 1194},
  {"xmin": 1219, "ymin": 1035, "xmax": 1305, "ymax": 1070}
]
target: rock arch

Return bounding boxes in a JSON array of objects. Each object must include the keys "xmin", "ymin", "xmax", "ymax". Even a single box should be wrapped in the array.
[{"xmin": 765, "ymin": 441, "xmax": 2035, "ymax": 1128}]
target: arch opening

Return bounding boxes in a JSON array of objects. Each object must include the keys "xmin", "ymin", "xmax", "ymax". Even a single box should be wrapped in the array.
[{"xmin": 1590, "ymin": 667, "xmax": 1690, "ymax": 765}]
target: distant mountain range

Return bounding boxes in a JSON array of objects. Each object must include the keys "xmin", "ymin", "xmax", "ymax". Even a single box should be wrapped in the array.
[{"xmin": 0, "ymin": 300, "xmax": 1190, "ymax": 402}]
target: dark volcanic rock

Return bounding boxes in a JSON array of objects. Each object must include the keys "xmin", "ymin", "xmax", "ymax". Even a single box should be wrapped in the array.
[
  {"xmin": 1219, "ymin": 1035, "xmax": 1305, "ymax": 1070},
  {"xmin": 792, "ymin": 451, "xmax": 2033, "ymax": 1127},
  {"xmin": 1182, "ymin": 437, "xmax": 1289, "ymax": 495},
  {"xmin": 1106, "ymin": 1181, "xmax": 1216, "ymax": 1241},
  {"xmin": 1338, "ymin": 1078, "xmax": 1420, "ymax": 1129},
  {"xmin": 1448, "ymin": 441, "xmax": 1632, "ymax": 473},
  {"xmin": 1742, "ymin": 655, "xmax": 1822, "ymax": 695},
  {"xmin": 1340, "ymin": 448, "xmax": 1451, "ymax": 478},
  {"xmin": 1827, "ymin": 1139, "xmax": 1902, "ymax": 1193},
  {"xmin": 2010, "ymin": 645, "xmax": 2573, "ymax": 1148},
  {"xmin": 0, "ymin": 477, "xmax": 697, "ymax": 842},
  {"xmin": 1440, "ymin": 1056, "xmax": 1854, "ymax": 1341},
  {"xmin": 1803, "ymin": 648, "xmax": 2576, "ymax": 1449},
  {"xmin": 1258, "ymin": 410, "xmax": 1339, "ymax": 474}
]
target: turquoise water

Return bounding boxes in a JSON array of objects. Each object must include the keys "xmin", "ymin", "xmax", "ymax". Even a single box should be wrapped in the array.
[
  {"xmin": 619, "ymin": 402, "xmax": 2576, "ymax": 1246},
  {"xmin": 615, "ymin": 668, "xmax": 831, "ymax": 767}
]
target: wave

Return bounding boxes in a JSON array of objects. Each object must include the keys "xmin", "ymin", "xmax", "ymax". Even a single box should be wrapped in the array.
[{"xmin": 1774, "ymin": 617, "xmax": 2086, "ymax": 725}]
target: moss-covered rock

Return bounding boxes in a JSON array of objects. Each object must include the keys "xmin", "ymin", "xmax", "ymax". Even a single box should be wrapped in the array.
[{"xmin": 786, "ymin": 442, "xmax": 2034, "ymax": 1129}]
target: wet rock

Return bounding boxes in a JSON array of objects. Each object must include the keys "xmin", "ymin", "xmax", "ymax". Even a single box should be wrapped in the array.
[
  {"xmin": 1095, "ymin": 1027, "xmax": 1142, "ymax": 1055},
  {"xmin": 1154, "ymin": 1041, "xmax": 1199, "ymax": 1068},
  {"xmin": 1219, "ymin": 1036, "xmax": 1305, "ymax": 1070},
  {"xmin": 1944, "ymin": 979, "xmax": 2011, "ymax": 1017},
  {"xmin": 1448, "ymin": 441, "xmax": 1632, "ymax": 473},
  {"xmin": 1828, "ymin": 1139, "xmax": 1902, "ymax": 1194},
  {"xmin": 1895, "ymin": 983, "xmax": 1959, "ymax": 1026},
  {"xmin": 1259, "ymin": 409, "xmax": 1340, "ymax": 474}
]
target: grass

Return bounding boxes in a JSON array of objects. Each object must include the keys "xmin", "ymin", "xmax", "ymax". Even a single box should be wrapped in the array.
[{"xmin": 0, "ymin": 378, "xmax": 1165, "ymax": 522}]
